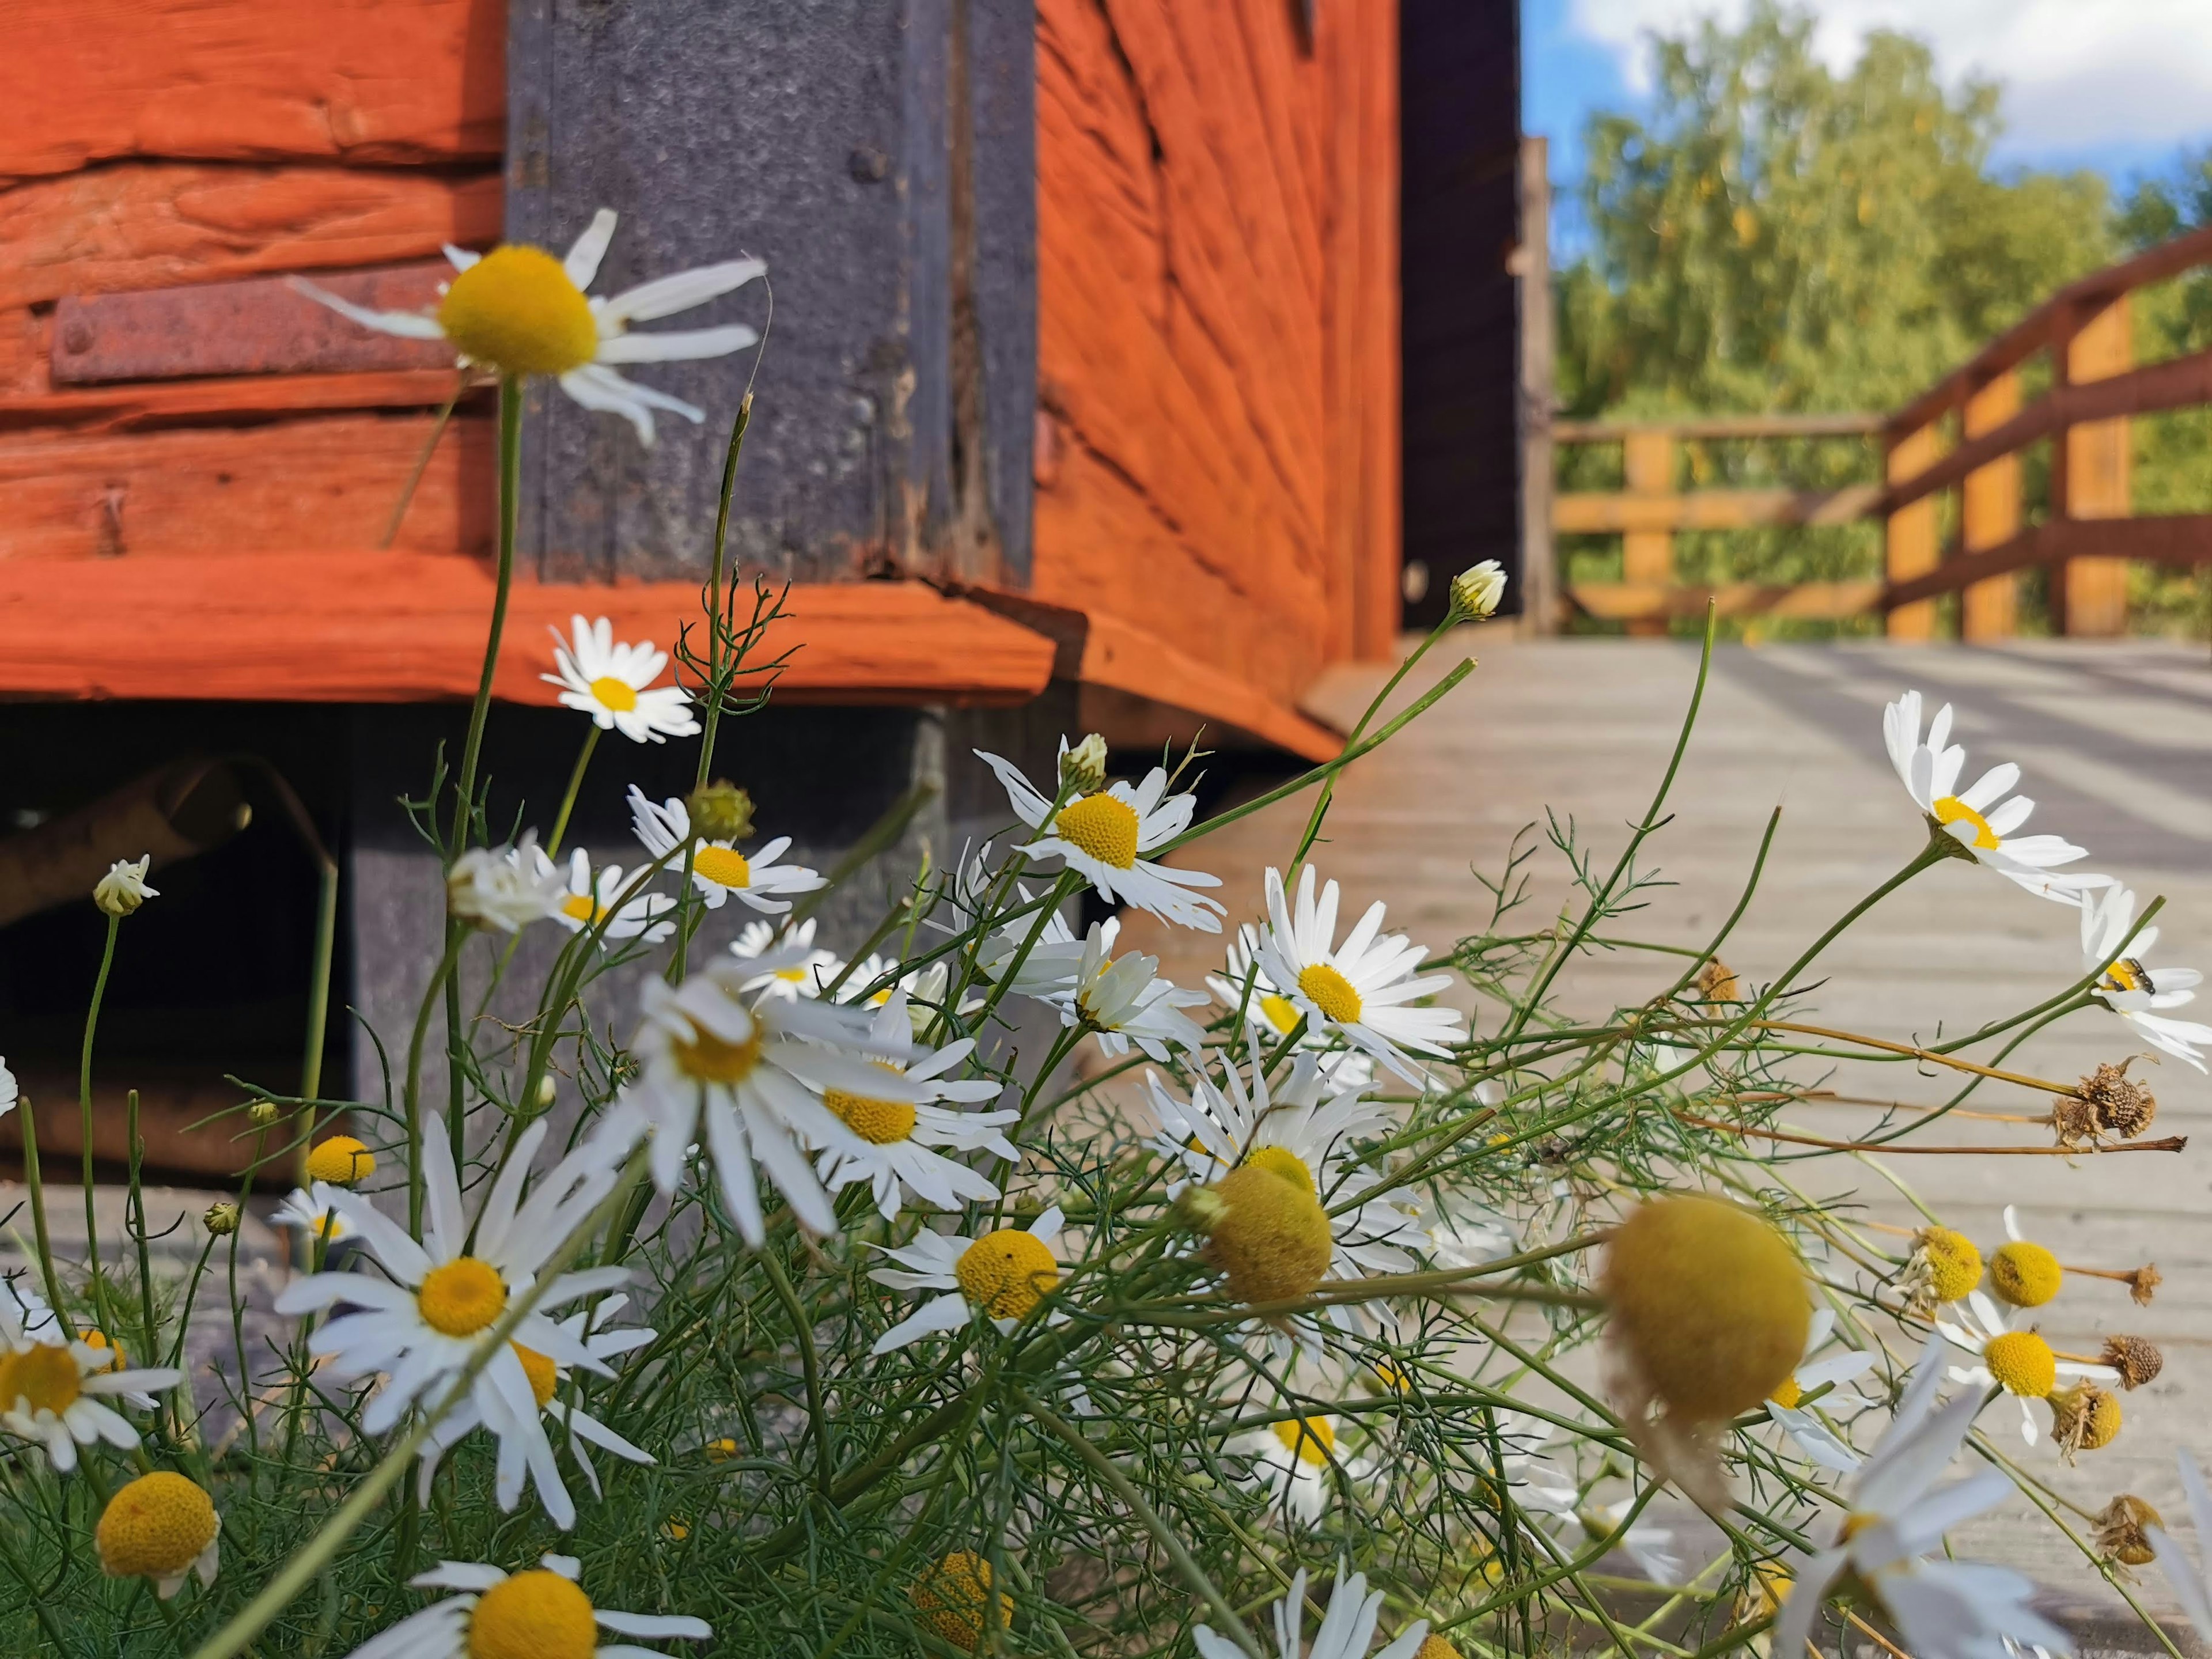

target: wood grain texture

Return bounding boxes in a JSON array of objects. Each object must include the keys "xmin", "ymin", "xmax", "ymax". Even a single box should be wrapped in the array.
[
  {"xmin": 0, "ymin": 0, "xmax": 504, "ymax": 179},
  {"xmin": 1960, "ymin": 371, "xmax": 2021, "ymax": 640},
  {"xmin": 1884, "ymin": 423, "xmax": 1942, "ymax": 640},
  {"xmin": 0, "ymin": 413, "xmax": 492, "ymax": 561},
  {"xmin": 2058, "ymin": 297, "xmax": 2134, "ymax": 638},
  {"xmin": 0, "ymin": 370, "xmax": 474, "ymax": 434},
  {"xmin": 0, "ymin": 163, "xmax": 501, "ymax": 308},
  {"xmin": 0, "ymin": 562, "xmax": 1057, "ymax": 705},
  {"xmin": 1033, "ymin": 0, "xmax": 1396, "ymax": 708}
]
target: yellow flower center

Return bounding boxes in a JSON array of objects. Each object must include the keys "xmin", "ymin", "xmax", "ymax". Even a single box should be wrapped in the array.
[
  {"xmin": 1297, "ymin": 963, "xmax": 1363, "ymax": 1024},
  {"xmin": 1601, "ymin": 1194, "xmax": 1809, "ymax": 1422},
  {"xmin": 1989, "ymin": 1240, "xmax": 2063, "ymax": 1308},
  {"xmin": 1415, "ymin": 1636, "xmax": 1463, "ymax": 1659},
  {"xmin": 560, "ymin": 893, "xmax": 607, "ymax": 925},
  {"xmin": 704, "ymin": 1437, "xmax": 739, "ymax": 1461},
  {"xmin": 83, "ymin": 1330, "xmax": 125, "ymax": 1371},
  {"xmin": 515, "ymin": 1344, "xmax": 559, "ymax": 1408},
  {"xmin": 910, "ymin": 1551, "xmax": 1008, "ymax": 1652},
  {"xmin": 587, "ymin": 675, "xmax": 639, "ymax": 713},
  {"xmin": 1206, "ymin": 1162, "xmax": 1334, "ymax": 1305},
  {"xmin": 438, "ymin": 245, "xmax": 600, "ymax": 377},
  {"xmin": 1244, "ymin": 1145, "xmax": 1315, "ymax": 1193},
  {"xmin": 1052, "ymin": 793, "xmax": 1141, "ymax": 869},
  {"xmin": 416, "ymin": 1257, "xmax": 508, "ymax": 1337},
  {"xmin": 824, "ymin": 1086, "xmax": 918, "ymax": 1145},
  {"xmin": 671, "ymin": 1021, "xmax": 764, "ymax": 1085},
  {"xmin": 305, "ymin": 1135, "xmax": 374, "ymax": 1185},
  {"xmin": 2101, "ymin": 958, "xmax": 2147, "ymax": 994},
  {"xmin": 1983, "ymin": 1330, "xmax": 2056, "ymax": 1397},
  {"xmin": 0, "ymin": 1343, "xmax": 81, "ymax": 1417},
  {"xmin": 692, "ymin": 846, "xmax": 753, "ymax": 889},
  {"xmin": 467, "ymin": 1569, "xmax": 597, "ymax": 1659},
  {"xmin": 1915, "ymin": 1226, "xmax": 1983, "ymax": 1303},
  {"xmin": 1255, "ymin": 993, "xmax": 1300, "ymax": 1033},
  {"xmin": 954, "ymin": 1230, "xmax": 1059, "ymax": 1320},
  {"xmin": 1767, "ymin": 1375, "xmax": 1802, "ymax": 1410},
  {"xmin": 1270, "ymin": 1414, "xmax": 1336, "ymax": 1467},
  {"xmin": 96, "ymin": 1472, "xmax": 218, "ymax": 1581},
  {"xmin": 1932, "ymin": 796, "xmax": 2000, "ymax": 851}
]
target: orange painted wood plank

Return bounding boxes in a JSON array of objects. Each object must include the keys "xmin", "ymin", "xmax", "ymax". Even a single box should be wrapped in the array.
[
  {"xmin": 1077, "ymin": 609, "xmax": 1342, "ymax": 762},
  {"xmin": 0, "ymin": 0, "xmax": 504, "ymax": 177},
  {"xmin": 0, "ymin": 561, "xmax": 1059, "ymax": 706},
  {"xmin": 0, "ymin": 370, "xmax": 475, "ymax": 434},
  {"xmin": 0, "ymin": 164, "xmax": 501, "ymax": 308},
  {"xmin": 0, "ymin": 413, "xmax": 492, "ymax": 560}
]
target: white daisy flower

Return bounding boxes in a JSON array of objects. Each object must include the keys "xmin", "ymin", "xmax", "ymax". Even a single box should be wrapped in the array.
[
  {"xmin": 2081, "ymin": 886, "xmax": 2212, "ymax": 1072},
  {"xmin": 1582, "ymin": 1498, "xmax": 1684, "ymax": 1585},
  {"xmin": 730, "ymin": 918, "xmax": 840, "ymax": 1001},
  {"xmin": 1242, "ymin": 1412, "xmax": 1372, "ymax": 1524},
  {"xmin": 627, "ymin": 786, "xmax": 823, "ymax": 913},
  {"xmin": 272, "ymin": 1113, "xmax": 640, "ymax": 1445},
  {"xmin": 543, "ymin": 617, "xmax": 699, "ymax": 744},
  {"xmin": 976, "ymin": 740, "xmax": 1225, "ymax": 931},
  {"xmin": 625, "ymin": 956, "xmax": 914, "ymax": 1243},
  {"xmin": 812, "ymin": 991, "xmax": 1018, "ymax": 1219},
  {"xmin": 339, "ymin": 1552, "xmax": 709, "ymax": 1659},
  {"xmin": 271, "ymin": 1183, "xmax": 355, "ymax": 1246},
  {"xmin": 1775, "ymin": 1337, "xmax": 2072, "ymax": 1659},
  {"xmin": 415, "ymin": 1296, "xmax": 655, "ymax": 1529},
  {"xmin": 868, "ymin": 1207, "xmax": 1064, "ymax": 1354},
  {"xmin": 0, "ymin": 1276, "xmax": 58, "ymax": 1341},
  {"xmin": 1936, "ymin": 1290, "xmax": 2116, "ymax": 1447},
  {"xmin": 1418, "ymin": 1194, "xmax": 1516, "ymax": 1273},
  {"xmin": 0, "ymin": 1056, "xmax": 13, "ymax": 1119},
  {"xmin": 96, "ymin": 1469, "xmax": 221, "ymax": 1599},
  {"xmin": 296, "ymin": 207, "xmax": 763, "ymax": 445},
  {"xmin": 1256, "ymin": 865, "xmax": 1467, "ymax": 1085},
  {"xmin": 1767, "ymin": 1308, "xmax": 1878, "ymax": 1472},
  {"xmin": 1206, "ymin": 926, "xmax": 1376, "ymax": 1087},
  {"xmin": 448, "ymin": 836, "xmax": 568, "ymax": 933},
  {"xmin": 1056, "ymin": 922, "xmax": 1209, "ymax": 1062},
  {"xmin": 93, "ymin": 855, "xmax": 157, "ymax": 917},
  {"xmin": 2148, "ymin": 1450, "xmax": 2212, "ymax": 1642},
  {"xmin": 1883, "ymin": 691, "xmax": 2110, "ymax": 903},
  {"xmin": 1194, "ymin": 1563, "xmax": 1427, "ymax": 1659},
  {"xmin": 536, "ymin": 847, "xmax": 676, "ymax": 944},
  {"xmin": 0, "ymin": 1304, "xmax": 182, "ymax": 1475}
]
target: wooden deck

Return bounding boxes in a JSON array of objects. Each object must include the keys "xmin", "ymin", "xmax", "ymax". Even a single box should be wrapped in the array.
[{"xmin": 1126, "ymin": 634, "xmax": 2212, "ymax": 1623}]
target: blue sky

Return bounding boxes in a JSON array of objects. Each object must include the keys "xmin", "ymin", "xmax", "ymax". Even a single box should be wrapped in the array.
[{"xmin": 1528, "ymin": 0, "xmax": 2212, "ymax": 258}]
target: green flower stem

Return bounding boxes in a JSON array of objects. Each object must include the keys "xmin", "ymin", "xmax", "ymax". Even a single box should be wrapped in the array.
[
  {"xmin": 449, "ymin": 373, "xmax": 523, "ymax": 859},
  {"xmin": 77, "ymin": 911, "xmax": 120, "ymax": 1339},
  {"xmin": 759, "ymin": 1247, "xmax": 834, "ymax": 1495},
  {"xmin": 400, "ymin": 927, "xmax": 465, "ymax": 1238},
  {"xmin": 546, "ymin": 724, "xmax": 601, "ymax": 859},
  {"xmin": 17, "ymin": 1098, "xmax": 74, "ymax": 1340}
]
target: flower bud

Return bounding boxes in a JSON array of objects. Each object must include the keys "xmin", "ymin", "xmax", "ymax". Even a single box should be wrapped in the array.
[
  {"xmin": 93, "ymin": 855, "xmax": 158, "ymax": 918},
  {"xmin": 247, "ymin": 1100, "xmax": 281, "ymax": 1127},
  {"xmin": 534, "ymin": 1074, "xmax": 558, "ymax": 1109},
  {"xmin": 202, "ymin": 1202, "xmax": 240, "ymax": 1237},
  {"xmin": 1059, "ymin": 733, "xmax": 1109, "ymax": 796},
  {"xmin": 1450, "ymin": 559, "xmax": 1508, "ymax": 622},
  {"xmin": 686, "ymin": 780, "xmax": 754, "ymax": 843}
]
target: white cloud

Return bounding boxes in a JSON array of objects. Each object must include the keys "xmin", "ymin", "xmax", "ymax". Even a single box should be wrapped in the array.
[{"xmin": 1566, "ymin": 0, "xmax": 2212, "ymax": 154}]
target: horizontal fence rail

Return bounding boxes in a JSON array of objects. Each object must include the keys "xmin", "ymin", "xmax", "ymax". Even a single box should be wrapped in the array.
[{"xmin": 1543, "ymin": 221, "xmax": 2212, "ymax": 636}]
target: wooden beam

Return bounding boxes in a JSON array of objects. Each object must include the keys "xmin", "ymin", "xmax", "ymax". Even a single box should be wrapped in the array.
[
  {"xmin": 0, "ymin": 370, "xmax": 477, "ymax": 434},
  {"xmin": 1885, "ymin": 423, "xmax": 1943, "ymax": 639},
  {"xmin": 0, "ymin": 560, "xmax": 1061, "ymax": 706},
  {"xmin": 1554, "ymin": 484, "xmax": 1880, "ymax": 533},
  {"xmin": 1518, "ymin": 136, "xmax": 1558, "ymax": 633},
  {"xmin": 1959, "ymin": 372, "xmax": 2020, "ymax": 640},
  {"xmin": 1554, "ymin": 412, "xmax": 1883, "ymax": 442},
  {"xmin": 2055, "ymin": 297, "xmax": 2134, "ymax": 636},
  {"xmin": 1566, "ymin": 581, "xmax": 1883, "ymax": 621},
  {"xmin": 1620, "ymin": 429, "xmax": 1673, "ymax": 637},
  {"xmin": 1880, "ymin": 516, "xmax": 2212, "ymax": 612}
]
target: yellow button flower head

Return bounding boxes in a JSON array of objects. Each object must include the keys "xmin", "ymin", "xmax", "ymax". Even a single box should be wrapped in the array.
[
  {"xmin": 293, "ymin": 208, "xmax": 766, "ymax": 444},
  {"xmin": 1909, "ymin": 1225, "xmax": 1982, "ymax": 1307},
  {"xmin": 910, "ymin": 1550, "xmax": 1009, "ymax": 1652},
  {"xmin": 353, "ymin": 1555, "xmax": 710, "ymax": 1659},
  {"xmin": 304, "ymin": 1135, "xmax": 374, "ymax": 1187},
  {"xmin": 869, "ymin": 1208, "xmax": 1065, "ymax": 1354},
  {"xmin": 2050, "ymin": 1380, "xmax": 2122, "ymax": 1461},
  {"xmin": 97, "ymin": 1471, "xmax": 219, "ymax": 1598},
  {"xmin": 1936, "ymin": 1290, "xmax": 2119, "ymax": 1445},
  {"xmin": 1988, "ymin": 1206, "xmax": 2062, "ymax": 1308},
  {"xmin": 1194, "ymin": 1158, "xmax": 1334, "ymax": 1306}
]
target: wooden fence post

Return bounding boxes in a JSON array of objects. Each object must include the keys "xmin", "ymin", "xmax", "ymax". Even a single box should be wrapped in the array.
[
  {"xmin": 2054, "ymin": 296, "xmax": 2133, "ymax": 635},
  {"xmin": 1960, "ymin": 372, "xmax": 2020, "ymax": 640},
  {"xmin": 1884, "ymin": 422, "xmax": 1941, "ymax": 639},
  {"xmin": 1518, "ymin": 135, "xmax": 1557, "ymax": 634},
  {"xmin": 1621, "ymin": 429, "xmax": 1672, "ymax": 637}
]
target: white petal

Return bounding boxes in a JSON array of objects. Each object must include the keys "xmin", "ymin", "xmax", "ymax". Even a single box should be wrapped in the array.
[{"xmin": 566, "ymin": 209, "xmax": 620, "ymax": 290}]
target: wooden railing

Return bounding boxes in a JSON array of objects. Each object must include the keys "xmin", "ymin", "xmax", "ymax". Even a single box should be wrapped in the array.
[{"xmin": 1540, "ymin": 221, "xmax": 2212, "ymax": 636}]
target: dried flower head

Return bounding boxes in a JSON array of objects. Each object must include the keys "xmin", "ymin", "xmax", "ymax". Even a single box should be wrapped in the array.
[
  {"xmin": 2126, "ymin": 1262, "xmax": 2162, "ymax": 1305},
  {"xmin": 2100, "ymin": 1335, "xmax": 2164, "ymax": 1389},
  {"xmin": 1696, "ymin": 958, "xmax": 1741, "ymax": 1003},
  {"xmin": 2049, "ymin": 1380, "xmax": 2122, "ymax": 1461},
  {"xmin": 2057, "ymin": 1059, "xmax": 2158, "ymax": 1146},
  {"xmin": 2094, "ymin": 1494, "xmax": 2164, "ymax": 1569}
]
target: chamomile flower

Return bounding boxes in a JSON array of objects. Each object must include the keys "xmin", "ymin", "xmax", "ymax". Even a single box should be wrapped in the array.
[
  {"xmin": 1256, "ymin": 865, "xmax": 1467, "ymax": 1085},
  {"xmin": 415, "ymin": 1297, "xmax": 655, "ymax": 1529},
  {"xmin": 538, "ymin": 847, "xmax": 676, "ymax": 944},
  {"xmin": 449, "ymin": 837, "xmax": 567, "ymax": 932},
  {"xmin": 2081, "ymin": 885, "xmax": 2212, "ymax": 1071},
  {"xmin": 624, "ymin": 956, "xmax": 914, "ymax": 1243},
  {"xmin": 1243, "ymin": 1412, "xmax": 1370, "ymax": 1524},
  {"xmin": 1206, "ymin": 926, "xmax": 1376, "ymax": 1086},
  {"xmin": 1194, "ymin": 1563, "xmax": 1428, "ymax": 1659},
  {"xmin": 1582, "ymin": 1499, "xmax": 1683, "ymax": 1585},
  {"xmin": 627, "ymin": 787, "xmax": 824, "ymax": 913},
  {"xmin": 1057, "ymin": 922, "xmax": 1209, "ymax": 1062},
  {"xmin": 868, "ymin": 1207, "xmax": 1064, "ymax": 1354},
  {"xmin": 271, "ymin": 1183, "xmax": 355, "ymax": 1247},
  {"xmin": 0, "ymin": 1056, "xmax": 14, "ymax": 1119},
  {"xmin": 296, "ymin": 206, "xmax": 764, "ymax": 445},
  {"xmin": 1766, "ymin": 1309, "xmax": 1877, "ymax": 1472},
  {"xmin": 976, "ymin": 740, "xmax": 1226, "ymax": 931},
  {"xmin": 1775, "ymin": 1337, "xmax": 2071, "ymax": 1659},
  {"xmin": 813, "ymin": 991, "xmax": 1017, "ymax": 1219},
  {"xmin": 1937, "ymin": 1290, "xmax": 2115, "ymax": 1446},
  {"xmin": 541, "ymin": 617, "xmax": 698, "ymax": 743},
  {"xmin": 731, "ymin": 918, "xmax": 840, "ymax": 1001},
  {"xmin": 1883, "ymin": 691, "xmax": 2110, "ymax": 903},
  {"xmin": 339, "ymin": 1554, "xmax": 709, "ymax": 1659},
  {"xmin": 0, "ymin": 1303, "xmax": 182, "ymax": 1475},
  {"xmin": 96, "ymin": 1472, "xmax": 219, "ymax": 1599},
  {"xmin": 94, "ymin": 855, "xmax": 157, "ymax": 916},
  {"xmin": 272, "ymin": 1113, "xmax": 640, "ymax": 1442},
  {"xmin": 1988, "ymin": 1207, "xmax": 2064, "ymax": 1308}
]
